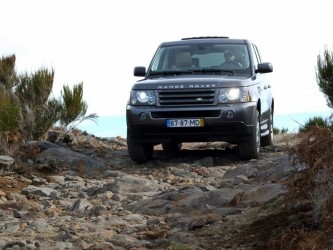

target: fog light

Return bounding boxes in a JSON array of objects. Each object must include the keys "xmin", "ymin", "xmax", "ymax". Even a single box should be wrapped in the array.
[
  {"xmin": 139, "ymin": 112, "xmax": 147, "ymax": 120},
  {"xmin": 226, "ymin": 110, "xmax": 235, "ymax": 119}
]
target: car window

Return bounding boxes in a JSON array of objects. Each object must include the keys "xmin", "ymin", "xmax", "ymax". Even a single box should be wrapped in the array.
[{"xmin": 149, "ymin": 43, "xmax": 251, "ymax": 76}]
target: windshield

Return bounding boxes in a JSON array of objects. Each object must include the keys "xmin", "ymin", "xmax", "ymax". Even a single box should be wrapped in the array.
[{"xmin": 149, "ymin": 43, "xmax": 251, "ymax": 77}]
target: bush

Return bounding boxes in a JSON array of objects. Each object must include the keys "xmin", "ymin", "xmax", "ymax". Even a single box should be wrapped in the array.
[
  {"xmin": 0, "ymin": 55, "xmax": 16, "ymax": 89},
  {"xmin": 273, "ymin": 127, "xmax": 289, "ymax": 135},
  {"xmin": 0, "ymin": 85, "xmax": 21, "ymax": 132},
  {"xmin": 316, "ymin": 48, "xmax": 333, "ymax": 108},
  {"xmin": 288, "ymin": 126, "xmax": 333, "ymax": 248},
  {"xmin": 281, "ymin": 127, "xmax": 289, "ymax": 134},
  {"xmin": 299, "ymin": 116, "xmax": 329, "ymax": 133},
  {"xmin": 59, "ymin": 83, "xmax": 97, "ymax": 132},
  {"xmin": 0, "ymin": 54, "xmax": 96, "ymax": 147},
  {"xmin": 15, "ymin": 68, "xmax": 62, "ymax": 140}
]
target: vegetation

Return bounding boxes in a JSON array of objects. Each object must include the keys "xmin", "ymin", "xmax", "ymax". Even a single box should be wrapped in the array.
[
  {"xmin": 268, "ymin": 48, "xmax": 333, "ymax": 248},
  {"xmin": 0, "ymin": 85, "xmax": 21, "ymax": 132},
  {"xmin": 59, "ymin": 83, "xmax": 97, "ymax": 131},
  {"xmin": 227, "ymin": 48, "xmax": 333, "ymax": 249},
  {"xmin": 316, "ymin": 48, "xmax": 333, "ymax": 109},
  {"xmin": 273, "ymin": 127, "xmax": 289, "ymax": 135},
  {"xmin": 0, "ymin": 55, "xmax": 16, "ymax": 89},
  {"xmin": 0, "ymin": 54, "xmax": 97, "ymax": 152},
  {"xmin": 281, "ymin": 126, "xmax": 333, "ymax": 249},
  {"xmin": 15, "ymin": 68, "xmax": 61, "ymax": 140},
  {"xmin": 298, "ymin": 116, "xmax": 329, "ymax": 133}
]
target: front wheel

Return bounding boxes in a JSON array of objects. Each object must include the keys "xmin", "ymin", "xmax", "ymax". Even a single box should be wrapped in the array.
[
  {"xmin": 239, "ymin": 110, "xmax": 260, "ymax": 160},
  {"xmin": 127, "ymin": 131, "xmax": 153, "ymax": 163}
]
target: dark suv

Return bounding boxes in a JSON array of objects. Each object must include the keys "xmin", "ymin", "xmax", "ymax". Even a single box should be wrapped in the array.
[{"xmin": 126, "ymin": 37, "xmax": 273, "ymax": 163}]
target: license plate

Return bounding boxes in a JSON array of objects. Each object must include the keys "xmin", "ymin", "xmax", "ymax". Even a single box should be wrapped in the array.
[{"xmin": 166, "ymin": 119, "xmax": 204, "ymax": 128}]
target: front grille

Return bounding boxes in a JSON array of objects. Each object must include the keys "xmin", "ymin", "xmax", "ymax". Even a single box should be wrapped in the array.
[
  {"xmin": 158, "ymin": 88, "xmax": 216, "ymax": 106},
  {"xmin": 151, "ymin": 110, "xmax": 221, "ymax": 118}
]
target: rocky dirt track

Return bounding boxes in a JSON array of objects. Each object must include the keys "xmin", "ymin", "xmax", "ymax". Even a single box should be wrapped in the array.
[{"xmin": 0, "ymin": 135, "xmax": 295, "ymax": 249}]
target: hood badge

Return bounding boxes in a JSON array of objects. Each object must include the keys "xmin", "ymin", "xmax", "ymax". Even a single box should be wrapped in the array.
[{"xmin": 157, "ymin": 83, "xmax": 216, "ymax": 89}]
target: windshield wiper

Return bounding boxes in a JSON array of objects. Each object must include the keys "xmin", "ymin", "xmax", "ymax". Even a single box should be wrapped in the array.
[
  {"xmin": 191, "ymin": 68, "xmax": 234, "ymax": 75},
  {"xmin": 149, "ymin": 68, "xmax": 234, "ymax": 77},
  {"xmin": 150, "ymin": 70, "xmax": 195, "ymax": 76}
]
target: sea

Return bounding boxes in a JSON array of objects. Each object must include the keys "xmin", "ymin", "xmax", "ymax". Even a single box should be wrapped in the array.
[{"xmin": 77, "ymin": 111, "xmax": 332, "ymax": 138}]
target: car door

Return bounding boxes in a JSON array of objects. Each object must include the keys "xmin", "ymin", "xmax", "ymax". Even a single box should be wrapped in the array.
[{"xmin": 251, "ymin": 44, "xmax": 271, "ymax": 125}]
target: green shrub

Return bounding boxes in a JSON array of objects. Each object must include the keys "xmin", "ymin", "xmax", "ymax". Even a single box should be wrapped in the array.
[
  {"xmin": 59, "ymin": 83, "xmax": 97, "ymax": 130},
  {"xmin": 281, "ymin": 127, "xmax": 289, "ymax": 134},
  {"xmin": 0, "ymin": 85, "xmax": 21, "ymax": 132},
  {"xmin": 0, "ymin": 55, "xmax": 16, "ymax": 89},
  {"xmin": 273, "ymin": 127, "xmax": 280, "ymax": 134},
  {"xmin": 316, "ymin": 48, "xmax": 333, "ymax": 108},
  {"xmin": 0, "ymin": 54, "xmax": 96, "ymax": 144},
  {"xmin": 299, "ymin": 116, "xmax": 329, "ymax": 133},
  {"xmin": 273, "ymin": 127, "xmax": 289, "ymax": 135},
  {"xmin": 15, "ymin": 68, "xmax": 61, "ymax": 140}
]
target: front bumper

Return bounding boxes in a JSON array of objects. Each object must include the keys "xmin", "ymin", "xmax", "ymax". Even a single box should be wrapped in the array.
[{"xmin": 126, "ymin": 103, "xmax": 257, "ymax": 144}]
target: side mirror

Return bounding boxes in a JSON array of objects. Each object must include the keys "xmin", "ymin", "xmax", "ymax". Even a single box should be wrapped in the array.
[
  {"xmin": 256, "ymin": 62, "xmax": 273, "ymax": 74},
  {"xmin": 134, "ymin": 66, "xmax": 146, "ymax": 77}
]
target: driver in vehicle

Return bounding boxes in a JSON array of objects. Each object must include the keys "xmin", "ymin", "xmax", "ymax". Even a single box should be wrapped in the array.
[{"xmin": 223, "ymin": 49, "xmax": 243, "ymax": 68}]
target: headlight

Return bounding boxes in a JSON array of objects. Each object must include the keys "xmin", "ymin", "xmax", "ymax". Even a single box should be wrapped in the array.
[
  {"xmin": 218, "ymin": 87, "xmax": 250, "ymax": 103},
  {"xmin": 130, "ymin": 90, "xmax": 156, "ymax": 105}
]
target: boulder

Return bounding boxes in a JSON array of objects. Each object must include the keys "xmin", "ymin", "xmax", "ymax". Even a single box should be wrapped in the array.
[
  {"xmin": 36, "ymin": 147, "xmax": 107, "ymax": 176},
  {"xmin": 0, "ymin": 155, "xmax": 14, "ymax": 166}
]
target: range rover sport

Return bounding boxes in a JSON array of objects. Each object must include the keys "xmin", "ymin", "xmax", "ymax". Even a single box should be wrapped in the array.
[{"xmin": 126, "ymin": 37, "xmax": 273, "ymax": 163}]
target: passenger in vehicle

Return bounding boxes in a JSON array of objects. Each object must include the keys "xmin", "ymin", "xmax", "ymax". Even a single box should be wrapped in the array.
[{"xmin": 172, "ymin": 52, "xmax": 195, "ymax": 69}]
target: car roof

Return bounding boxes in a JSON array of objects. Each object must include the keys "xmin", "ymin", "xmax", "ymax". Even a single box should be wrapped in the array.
[{"xmin": 161, "ymin": 37, "xmax": 252, "ymax": 46}]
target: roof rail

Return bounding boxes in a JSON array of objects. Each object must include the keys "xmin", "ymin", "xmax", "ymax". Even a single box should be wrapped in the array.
[{"xmin": 181, "ymin": 36, "xmax": 229, "ymax": 40}]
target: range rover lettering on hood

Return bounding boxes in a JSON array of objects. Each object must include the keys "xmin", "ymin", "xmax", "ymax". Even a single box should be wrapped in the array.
[{"xmin": 157, "ymin": 83, "xmax": 217, "ymax": 89}]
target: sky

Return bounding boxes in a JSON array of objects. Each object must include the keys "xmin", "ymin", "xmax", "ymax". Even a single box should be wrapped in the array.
[{"xmin": 1, "ymin": 0, "xmax": 333, "ymax": 119}]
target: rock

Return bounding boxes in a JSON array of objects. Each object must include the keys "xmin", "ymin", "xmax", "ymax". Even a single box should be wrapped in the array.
[
  {"xmin": 29, "ymin": 219, "xmax": 55, "ymax": 233},
  {"xmin": 0, "ymin": 132, "xmax": 295, "ymax": 249},
  {"xmin": 21, "ymin": 185, "xmax": 59, "ymax": 198},
  {"xmin": 7, "ymin": 192, "xmax": 27, "ymax": 201},
  {"xmin": 188, "ymin": 213, "xmax": 222, "ymax": 230},
  {"xmin": 36, "ymin": 147, "xmax": 107, "ymax": 176},
  {"xmin": 166, "ymin": 229, "xmax": 202, "ymax": 246},
  {"xmin": 55, "ymin": 241, "xmax": 74, "ymax": 249},
  {"xmin": 4, "ymin": 224, "xmax": 20, "ymax": 233},
  {"xmin": 223, "ymin": 164, "xmax": 259, "ymax": 179},
  {"xmin": 206, "ymin": 188, "xmax": 243, "ymax": 208},
  {"xmin": 146, "ymin": 228, "xmax": 167, "ymax": 239},
  {"xmin": 0, "ymin": 155, "xmax": 14, "ymax": 167},
  {"xmin": 240, "ymin": 183, "xmax": 288, "ymax": 205},
  {"xmin": 106, "ymin": 175, "xmax": 168, "ymax": 194},
  {"xmin": 107, "ymin": 234, "xmax": 151, "ymax": 248},
  {"xmin": 214, "ymin": 207, "xmax": 242, "ymax": 217},
  {"xmin": 234, "ymin": 174, "xmax": 249, "ymax": 184},
  {"xmin": 46, "ymin": 175, "xmax": 66, "ymax": 184},
  {"xmin": 36, "ymin": 140, "xmax": 61, "ymax": 151},
  {"xmin": 70, "ymin": 199, "xmax": 93, "ymax": 212},
  {"xmin": 193, "ymin": 156, "xmax": 214, "ymax": 167}
]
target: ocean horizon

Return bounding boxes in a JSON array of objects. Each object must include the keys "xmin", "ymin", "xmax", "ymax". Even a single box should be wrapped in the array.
[{"xmin": 77, "ymin": 111, "xmax": 332, "ymax": 138}]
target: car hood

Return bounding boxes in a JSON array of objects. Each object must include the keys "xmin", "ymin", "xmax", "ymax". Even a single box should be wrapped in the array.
[{"xmin": 132, "ymin": 75, "xmax": 252, "ymax": 90}]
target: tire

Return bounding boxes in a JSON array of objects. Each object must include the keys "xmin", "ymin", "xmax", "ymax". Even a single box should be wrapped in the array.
[
  {"xmin": 239, "ymin": 110, "xmax": 260, "ymax": 160},
  {"xmin": 162, "ymin": 141, "xmax": 182, "ymax": 154},
  {"xmin": 261, "ymin": 109, "xmax": 274, "ymax": 147},
  {"xmin": 127, "ymin": 131, "xmax": 153, "ymax": 163}
]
